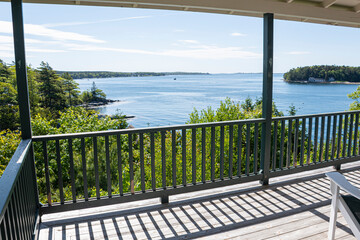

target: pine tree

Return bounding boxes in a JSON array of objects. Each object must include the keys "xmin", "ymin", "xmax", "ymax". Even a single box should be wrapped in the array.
[
  {"xmin": 62, "ymin": 72, "xmax": 81, "ymax": 106},
  {"xmin": 38, "ymin": 62, "xmax": 66, "ymax": 112}
]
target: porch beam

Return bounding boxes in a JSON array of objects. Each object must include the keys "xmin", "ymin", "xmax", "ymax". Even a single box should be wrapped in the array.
[
  {"xmin": 260, "ymin": 13, "xmax": 274, "ymax": 185},
  {"xmin": 322, "ymin": 0, "xmax": 336, "ymax": 8},
  {"xmin": 354, "ymin": 3, "xmax": 360, "ymax": 13},
  {"xmin": 11, "ymin": 0, "xmax": 32, "ymax": 139}
]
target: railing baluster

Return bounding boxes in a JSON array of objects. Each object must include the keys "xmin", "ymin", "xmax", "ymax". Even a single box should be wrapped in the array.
[
  {"xmin": 172, "ymin": 130, "xmax": 177, "ymax": 187},
  {"xmin": 280, "ymin": 120, "xmax": 285, "ymax": 168},
  {"xmin": 8, "ymin": 192, "xmax": 20, "ymax": 239},
  {"xmin": 307, "ymin": 118, "xmax": 312, "ymax": 165},
  {"xmin": 140, "ymin": 133, "xmax": 145, "ymax": 193},
  {"xmin": 343, "ymin": 114, "xmax": 348, "ymax": 158},
  {"xmin": 11, "ymin": 189, "xmax": 21, "ymax": 240},
  {"xmin": 229, "ymin": 125, "xmax": 234, "ymax": 178},
  {"xmin": 161, "ymin": 131, "xmax": 166, "ymax": 189},
  {"xmin": 8, "ymin": 199, "xmax": 17, "ymax": 239},
  {"xmin": 21, "ymin": 161, "xmax": 31, "ymax": 237},
  {"xmin": 182, "ymin": 129, "xmax": 187, "ymax": 186},
  {"xmin": 5, "ymin": 210, "xmax": 12, "ymax": 240},
  {"xmin": 237, "ymin": 124, "xmax": 243, "ymax": 176},
  {"xmin": 300, "ymin": 118, "xmax": 306, "ymax": 166},
  {"xmin": 17, "ymin": 186, "xmax": 27, "ymax": 239},
  {"xmin": 286, "ymin": 119, "xmax": 292, "ymax": 168},
  {"xmin": 81, "ymin": 138, "xmax": 88, "ymax": 200},
  {"xmin": 129, "ymin": 133, "xmax": 134, "ymax": 194},
  {"xmin": 42, "ymin": 141, "xmax": 51, "ymax": 205},
  {"xmin": 220, "ymin": 126, "xmax": 224, "ymax": 180},
  {"xmin": 151, "ymin": 132, "xmax": 156, "ymax": 191},
  {"xmin": 331, "ymin": 115, "xmax": 337, "ymax": 160},
  {"xmin": 211, "ymin": 127, "xmax": 215, "ymax": 181},
  {"xmin": 348, "ymin": 114, "xmax": 354, "ymax": 157},
  {"xmin": 325, "ymin": 116, "xmax": 331, "ymax": 161},
  {"xmin": 69, "ymin": 139, "xmax": 76, "ymax": 202},
  {"xmin": 93, "ymin": 137, "xmax": 100, "ymax": 199},
  {"xmin": 313, "ymin": 117, "xmax": 319, "ymax": 163},
  {"xmin": 337, "ymin": 115, "xmax": 343, "ymax": 159},
  {"xmin": 1, "ymin": 212, "xmax": 8, "ymax": 239},
  {"xmin": 353, "ymin": 113, "xmax": 359, "ymax": 156},
  {"xmin": 272, "ymin": 120, "xmax": 278, "ymax": 170},
  {"xmin": 293, "ymin": 119, "xmax": 299, "ymax": 167},
  {"xmin": 56, "ymin": 140, "xmax": 64, "ymax": 203},
  {"xmin": 192, "ymin": 128, "xmax": 197, "ymax": 184},
  {"xmin": 116, "ymin": 135, "xmax": 123, "ymax": 196},
  {"xmin": 15, "ymin": 179, "xmax": 26, "ymax": 240},
  {"xmin": 254, "ymin": 123, "xmax": 259, "ymax": 173},
  {"xmin": 105, "ymin": 136, "xmax": 111, "ymax": 197},
  {"xmin": 201, "ymin": 127, "xmax": 206, "ymax": 183},
  {"xmin": 246, "ymin": 124, "xmax": 251, "ymax": 176},
  {"xmin": 319, "ymin": 116, "xmax": 325, "ymax": 162}
]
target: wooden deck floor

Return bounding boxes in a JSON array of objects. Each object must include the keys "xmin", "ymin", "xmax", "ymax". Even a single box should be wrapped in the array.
[{"xmin": 38, "ymin": 163, "xmax": 360, "ymax": 240}]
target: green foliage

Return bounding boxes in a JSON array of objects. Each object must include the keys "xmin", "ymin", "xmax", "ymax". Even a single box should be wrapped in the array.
[
  {"xmin": 288, "ymin": 104, "xmax": 297, "ymax": 116},
  {"xmin": 0, "ymin": 82, "xmax": 19, "ymax": 130},
  {"xmin": 62, "ymin": 72, "xmax": 81, "ymax": 106},
  {"xmin": 32, "ymin": 107, "xmax": 128, "ymax": 202},
  {"xmin": 188, "ymin": 97, "xmax": 283, "ymax": 124},
  {"xmin": 284, "ymin": 65, "xmax": 360, "ymax": 82},
  {"xmin": 0, "ymin": 59, "xmax": 101, "ymax": 130},
  {"xmin": 0, "ymin": 130, "xmax": 21, "ymax": 176},
  {"xmin": 32, "ymin": 107, "xmax": 127, "ymax": 135},
  {"xmin": 0, "ymin": 60, "xmax": 14, "ymax": 84},
  {"xmin": 348, "ymin": 86, "xmax": 360, "ymax": 110},
  {"xmin": 80, "ymin": 82, "xmax": 107, "ymax": 104},
  {"xmin": 38, "ymin": 62, "xmax": 67, "ymax": 112}
]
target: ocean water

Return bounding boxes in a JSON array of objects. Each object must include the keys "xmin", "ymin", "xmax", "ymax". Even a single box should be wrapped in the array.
[{"xmin": 76, "ymin": 73, "xmax": 359, "ymax": 128}]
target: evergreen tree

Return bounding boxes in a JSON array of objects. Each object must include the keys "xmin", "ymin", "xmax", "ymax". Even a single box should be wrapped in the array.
[
  {"xmin": 90, "ymin": 81, "xmax": 106, "ymax": 102},
  {"xmin": 27, "ymin": 65, "xmax": 41, "ymax": 114},
  {"xmin": 62, "ymin": 72, "xmax": 81, "ymax": 106},
  {"xmin": 38, "ymin": 62, "xmax": 66, "ymax": 112},
  {"xmin": 0, "ymin": 82, "xmax": 19, "ymax": 130}
]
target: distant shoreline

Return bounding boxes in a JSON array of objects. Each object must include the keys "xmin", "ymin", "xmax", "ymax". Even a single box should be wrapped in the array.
[
  {"xmin": 57, "ymin": 71, "xmax": 210, "ymax": 80},
  {"xmin": 284, "ymin": 79, "xmax": 360, "ymax": 85}
]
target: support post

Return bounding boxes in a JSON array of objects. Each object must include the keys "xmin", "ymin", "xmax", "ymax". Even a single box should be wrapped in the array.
[
  {"xmin": 260, "ymin": 13, "xmax": 274, "ymax": 186},
  {"xmin": 161, "ymin": 195, "xmax": 169, "ymax": 204},
  {"xmin": 11, "ymin": 0, "xmax": 32, "ymax": 140},
  {"xmin": 11, "ymin": 0, "xmax": 40, "ymax": 212},
  {"xmin": 333, "ymin": 164, "xmax": 341, "ymax": 171}
]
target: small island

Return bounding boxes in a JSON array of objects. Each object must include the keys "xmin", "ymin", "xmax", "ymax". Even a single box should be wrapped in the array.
[{"xmin": 283, "ymin": 65, "xmax": 360, "ymax": 84}]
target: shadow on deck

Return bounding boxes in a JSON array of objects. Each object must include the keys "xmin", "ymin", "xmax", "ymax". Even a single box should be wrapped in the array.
[{"xmin": 39, "ymin": 164, "xmax": 360, "ymax": 240}]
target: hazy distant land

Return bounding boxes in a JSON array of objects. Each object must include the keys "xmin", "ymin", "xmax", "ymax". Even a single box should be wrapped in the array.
[{"xmin": 56, "ymin": 71, "xmax": 209, "ymax": 79}]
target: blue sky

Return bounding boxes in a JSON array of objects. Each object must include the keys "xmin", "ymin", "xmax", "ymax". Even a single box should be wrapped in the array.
[{"xmin": 0, "ymin": 2, "xmax": 360, "ymax": 73}]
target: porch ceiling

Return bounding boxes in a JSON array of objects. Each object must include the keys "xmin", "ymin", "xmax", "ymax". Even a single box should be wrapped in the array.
[{"xmin": 2, "ymin": 0, "xmax": 360, "ymax": 28}]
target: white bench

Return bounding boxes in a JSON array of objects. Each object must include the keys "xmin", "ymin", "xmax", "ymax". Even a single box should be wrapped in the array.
[{"xmin": 326, "ymin": 172, "xmax": 360, "ymax": 240}]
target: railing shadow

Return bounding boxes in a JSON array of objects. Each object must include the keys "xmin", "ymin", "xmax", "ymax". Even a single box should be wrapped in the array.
[{"xmin": 39, "ymin": 168, "xmax": 360, "ymax": 240}]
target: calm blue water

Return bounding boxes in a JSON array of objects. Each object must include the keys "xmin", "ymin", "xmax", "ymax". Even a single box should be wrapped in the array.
[{"xmin": 76, "ymin": 73, "xmax": 359, "ymax": 128}]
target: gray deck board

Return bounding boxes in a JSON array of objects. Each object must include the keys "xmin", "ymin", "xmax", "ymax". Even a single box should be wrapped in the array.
[{"xmin": 39, "ymin": 162, "xmax": 360, "ymax": 240}]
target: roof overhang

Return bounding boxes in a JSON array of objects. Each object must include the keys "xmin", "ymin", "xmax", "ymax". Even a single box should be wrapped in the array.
[{"xmin": 2, "ymin": 0, "xmax": 360, "ymax": 28}]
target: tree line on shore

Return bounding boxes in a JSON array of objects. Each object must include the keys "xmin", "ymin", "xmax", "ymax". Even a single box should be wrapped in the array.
[
  {"xmin": 57, "ymin": 71, "xmax": 208, "ymax": 80},
  {"xmin": 283, "ymin": 65, "xmax": 360, "ymax": 82}
]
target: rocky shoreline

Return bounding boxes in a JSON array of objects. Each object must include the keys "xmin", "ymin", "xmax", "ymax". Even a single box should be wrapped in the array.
[
  {"xmin": 78, "ymin": 99, "xmax": 121, "ymax": 109},
  {"xmin": 79, "ymin": 99, "xmax": 136, "ymax": 120},
  {"xmin": 284, "ymin": 79, "xmax": 360, "ymax": 85}
]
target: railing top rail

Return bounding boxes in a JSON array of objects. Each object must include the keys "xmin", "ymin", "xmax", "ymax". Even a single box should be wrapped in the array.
[
  {"xmin": 32, "ymin": 118, "xmax": 266, "ymax": 141},
  {"xmin": 273, "ymin": 110, "xmax": 360, "ymax": 121},
  {"xmin": 0, "ymin": 139, "xmax": 32, "ymax": 223}
]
